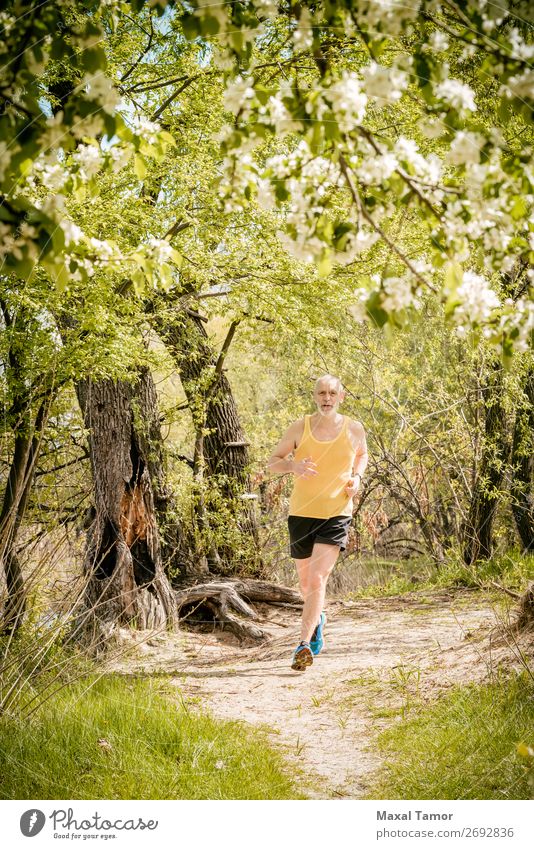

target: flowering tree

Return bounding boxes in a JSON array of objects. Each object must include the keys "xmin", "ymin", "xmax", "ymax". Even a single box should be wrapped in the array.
[
  {"xmin": 1, "ymin": 1, "xmax": 533, "ymax": 642},
  {"xmin": 2, "ymin": 1, "xmax": 532, "ymax": 355},
  {"xmin": 0, "ymin": 0, "xmax": 180, "ymax": 291},
  {"xmin": 183, "ymin": 0, "xmax": 533, "ymax": 357}
]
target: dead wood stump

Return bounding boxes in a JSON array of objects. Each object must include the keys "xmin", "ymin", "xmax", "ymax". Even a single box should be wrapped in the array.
[
  {"xmin": 516, "ymin": 581, "xmax": 534, "ymax": 631},
  {"xmin": 174, "ymin": 578, "xmax": 302, "ymax": 644}
]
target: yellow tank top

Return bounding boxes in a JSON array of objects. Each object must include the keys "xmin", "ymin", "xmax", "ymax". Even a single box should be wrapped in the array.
[{"xmin": 288, "ymin": 415, "xmax": 357, "ymax": 519}]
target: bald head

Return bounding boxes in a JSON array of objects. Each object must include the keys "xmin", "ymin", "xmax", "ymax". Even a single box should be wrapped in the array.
[
  {"xmin": 313, "ymin": 374, "xmax": 345, "ymax": 416},
  {"xmin": 314, "ymin": 374, "xmax": 343, "ymax": 393}
]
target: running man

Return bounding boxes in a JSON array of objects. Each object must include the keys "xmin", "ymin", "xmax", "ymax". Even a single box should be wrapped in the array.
[{"xmin": 267, "ymin": 375, "xmax": 368, "ymax": 671}]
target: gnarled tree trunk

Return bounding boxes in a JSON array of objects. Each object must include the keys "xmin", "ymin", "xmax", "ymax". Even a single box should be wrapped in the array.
[
  {"xmin": 153, "ymin": 301, "xmax": 262, "ymax": 576},
  {"xmin": 134, "ymin": 365, "xmax": 201, "ymax": 579},
  {"xmin": 73, "ymin": 370, "xmax": 178, "ymax": 644}
]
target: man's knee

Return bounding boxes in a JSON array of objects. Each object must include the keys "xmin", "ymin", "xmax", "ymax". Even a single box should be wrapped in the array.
[{"xmin": 308, "ymin": 570, "xmax": 330, "ymax": 592}]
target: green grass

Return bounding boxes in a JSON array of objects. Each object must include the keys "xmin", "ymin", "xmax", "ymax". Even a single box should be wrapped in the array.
[
  {"xmin": 366, "ymin": 672, "xmax": 534, "ymax": 800},
  {"xmin": 345, "ymin": 550, "xmax": 533, "ymax": 600},
  {"xmin": 0, "ymin": 673, "xmax": 304, "ymax": 800}
]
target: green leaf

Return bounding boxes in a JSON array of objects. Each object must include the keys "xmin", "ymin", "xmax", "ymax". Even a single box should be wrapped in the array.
[
  {"xmin": 275, "ymin": 183, "xmax": 289, "ymax": 202},
  {"xmin": 510, "ymin": 195, "xmax": 527, "ymax": 221},
  {"xmin": 134, "ymin": 154, "xmax": 147, "ymax": 179},
  {"xmin": 18, "ymin": 158, "xmax": 34, "ymax": 177},
  {"xmin": 317, "ymin": 253, "xmax": 332, "ymax": 278},
  {"xmin": 444, "ymin": 261, "xmax": 463, "ymax": 293},
  {"xmin": 82, "ymin": 47, "xmax": 108, "ymax": 74},
  {"xmin": 131, "ymin": 267, "xmax": 145, "ymax": 296},
  {"xmin": 159, "ymin": 263, "xmax": 173, "ymax": 290},
  {"xmin": 366, "ymin": 291, "xmax": 388, "ymax": 328},
  {"xmin": 181, "ymin": 14, "xmax": 200, "ymax": 41},
  {"xmin": 202, "ymin": 15, "xmax": 221, "ymax": 36}
]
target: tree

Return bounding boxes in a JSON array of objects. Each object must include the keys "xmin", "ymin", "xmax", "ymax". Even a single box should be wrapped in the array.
[
  {"xmin": 73, "ymin": 369, "xmax": 178, "ymax": 645},
  {"xmin": 0, "ymin": 294, "xmax": 57, "ymax": 635},
  {"xmin": 153, "ymin": 300, "xmax": 262, "ymax": 575}
]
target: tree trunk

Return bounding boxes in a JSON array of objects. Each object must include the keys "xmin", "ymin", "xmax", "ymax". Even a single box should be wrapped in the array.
[
  {"xmin": 153, "ymin": 302, "xmax": 262, "ymax": 576},
  {"xmin": 510, "ymin": 365, "xmax": 534, "ymax": 553},
  {"xmin": 73, "ymin": 370, "xmax": 178, "ymax": 645},
  {"xmin": 0, "ymin": 295, "xmax": 56, "ymax": 637},
  {"xmin": 134, "ymin": 366, "xmax": 202, "ymax": 580},
  {"xmin": 463, "ymin": 358, "xmax": 511, "ymax": 564}
]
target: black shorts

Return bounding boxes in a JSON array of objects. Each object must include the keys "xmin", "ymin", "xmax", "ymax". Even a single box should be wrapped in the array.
[{"xmin": 287, "ymin": 515, "xmax": 352, "ymax": 560}]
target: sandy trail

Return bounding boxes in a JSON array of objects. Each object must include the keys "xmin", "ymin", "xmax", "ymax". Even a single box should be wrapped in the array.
[{"xmin": 109, "ymin": 589, "xmax": 512, "ymax": 798}]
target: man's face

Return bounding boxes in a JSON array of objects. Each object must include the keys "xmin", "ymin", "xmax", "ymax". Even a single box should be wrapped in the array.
[{"xmin": 313, "ymin": 380, "xmax": 344, "ymax": 417}]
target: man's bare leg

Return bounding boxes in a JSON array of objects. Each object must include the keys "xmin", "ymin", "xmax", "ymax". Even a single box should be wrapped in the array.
[
  {"xmin": 296, "ymin": 557, "xmax": 312, "ymax": 601},
  {"xmin": 299, "ymin": 543, "xmax": 340, "ymax": 643}
]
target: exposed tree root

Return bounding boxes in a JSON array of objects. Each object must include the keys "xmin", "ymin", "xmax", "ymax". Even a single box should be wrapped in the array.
[
  {"xmin": 515, "ymin": 581, "xmax": 534, "ymax": 632},
  {"xmin": 174, "ymin": 578, "xmax": 302, "ymax": 644}
]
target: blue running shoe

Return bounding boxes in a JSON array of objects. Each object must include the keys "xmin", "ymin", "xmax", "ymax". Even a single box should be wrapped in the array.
[
  {"xmin": 291, "ymin": 641, "xmax": 313, "ymax": 671},
  {"xmin": 310, "ymin": 612, "xmax": 327, "ymax": 656}
]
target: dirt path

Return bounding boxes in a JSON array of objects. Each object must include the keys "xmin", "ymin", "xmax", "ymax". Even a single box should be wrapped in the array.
[{"xmin": 108, "ymin": 589, "xmax": 514, "ymax": 798}]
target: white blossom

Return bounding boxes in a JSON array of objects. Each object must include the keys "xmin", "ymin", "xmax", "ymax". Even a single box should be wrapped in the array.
[
  {"xmin": 109, "ymin": 145, "xmax": 132, "ymax": 172},
  {"xmin": 349, "ymin": 287, "xmax": 370, "ymax": 322},
  {"xmin": 453, "ymin": 271, "xmax": 500, "ymax": 325},
  {"xmin": 361, "ymin": 62, "xmax": 408, "ymax": 103},
  {"xmin": 41, "ymin": 111, "xmax": 66, "ymax": 149},
  {"xmin": 39, "ymin": 194, "xmax": 66, "ymax": 215},
  {"xmin": 255, "ymin": 178, "xmax": 276, "ymax": 210},
  {"xmin": 446, "ymin": 131, "xmax": 486, "ymax": 166},
  {"xmin": 253, "ymin": 0, "xmax": 278, "ymax": 20},
  {"xmin": 25, "ymin": 47, "xmax": 46, "ymax": 75},
  {"xmin": 82, "ymin": 73, "xmax": 121, "ymax": 114},
  {"xmin": 428, "ymin": 31, "xmax": 449, "ymax": 52},
  {"xmin": 354, "ymin": 0, "xmax": 420, "ymax": 36},
  {"xmin": 502, "ymin": 70, "xmax": 534, "ymax": 100},
  {"xmin": 335, "ymin": 229, "xmax": 379, "ymax": 264},
  {"xmin": 132, "ymin": 116, "xmax": 161, "ymax": 145},
  {"xmin": 327, "ymin": 72, "xmax": 367, "ymax": 132},
  {"xmin": 267, "ymin": 95, "xmax": 303, "ymax": 134},
  {"xmin": 89, "ymin": 237, "xmax": 117, "ymax": 261},
  {"xmin": 293, "ymin": 7, "xmax": 313, "ymax": 52},
  {"xmin": 39, "ymin": 163, "xmax": 68, "ymax": 190},
  {"xmin": 435, "ymin": 78, "xmax": 477, "ymax": 113},
  {"xmin": 483, "ymin": 228, "xmax": 512, "ymax": 253},
  {"xmin": 72, "ymin": 113, "xmax": 105, "ymax": 139},
  {"xmin": 73, "ymin": 144, "xmax": 102, "ymax": 180},
  {"xmin": 356, "ymin": 151, "xmax": 398, "ymax": 185},
  {"xmin": 223, "ymin": 76, "xmax": 255, "ymax": 115},
  {"xmin": 508, "ymin": 28, "xmax": 534, "ymax": 62},
  {"xmin": 381, "ymin": 276, "xmax": 415, "ymax": 312},
  {"xmin": 420, "ymin": 117, "xmax": 446, "ymax": 139},
  {"xmin": 0, "ymin": 224, "xmax": 24, "ymax": 260},
  {"xmin": 394, "ymin": 137, "xmax": 441, "ymax": 182},
  {"xmin": 60, "ymin": 219, "xmax": 84, "ymax": 245},
  {"xmin": 147, "ymin": 237, "xmax": 175, "ymax": 263},
  {"xmin": 0, "ymin": 142, "xmax": 15, "ymax": 180}
]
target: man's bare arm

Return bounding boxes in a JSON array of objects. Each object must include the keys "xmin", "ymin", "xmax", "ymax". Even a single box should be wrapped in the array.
[
  {"xmin": 345, "ymin": 421, "xmax": 368, "ymax": 495},
  {"xmin": 267, "ymin": 420, "xmax": 317, "ymax": 478},
  {"xmin": 351, "ymin": 421, "xmax": 368, "ymax": 479}
]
